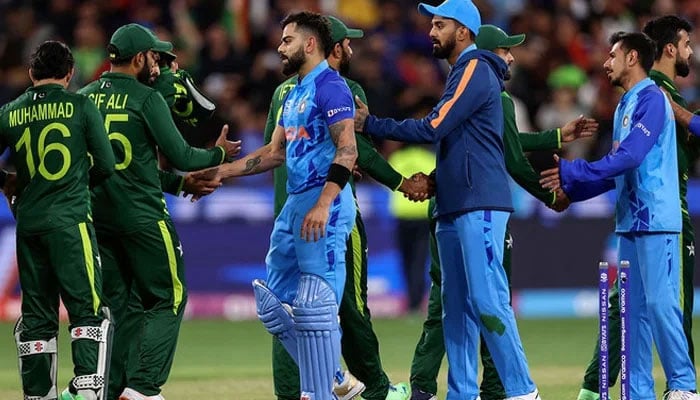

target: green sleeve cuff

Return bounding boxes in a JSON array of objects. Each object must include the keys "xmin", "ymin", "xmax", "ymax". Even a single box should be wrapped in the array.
[
  {"xmin": 175, "ymin": 176, "xmax": 185, "ymax": 196},
  {"xmin": 393, "ymin": 177, "xmax": 404, "ymax": 192},
  {"xmin": 557, "ymin": 128, "xmax": 562, "ymax": 149},
  {"xmin": 550, "ymin": 191, "xmax": 556, "ymax": 206},
  {"xmin": 217, "ymin": 146, "xmax": 226, "ymax": 164}
]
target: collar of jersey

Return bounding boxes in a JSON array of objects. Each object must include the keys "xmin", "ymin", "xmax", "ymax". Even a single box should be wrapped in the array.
[
  {"xmin": 297, "ymin": 60, "xmax": 329, "ymax": 87},
  {"xmin": 649, "ymin": 69, "xmax": 679, "ymax": 94},
  {"xmin": 455, "ymin": 44, "xmax": 477, "ymax": 66},
  {"xmin": 621, "ymin": 77, "xmax": 654, "ymax": 102},
  {"xmin": 100, "ymin": 71, "xmax": 137, "ymax": 81},
  {"xmin": 26, "ymin": 83, "xmax": 63, "ymax": 93}
]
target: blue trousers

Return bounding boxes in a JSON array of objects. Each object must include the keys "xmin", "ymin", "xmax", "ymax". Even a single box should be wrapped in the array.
[
  {"xmin": 436, "ymin": 210, "xmax": 535, "ymax": 400},
  {"xmin": 265, "ymin": 185, "xmax": 356, "ymax": 305},
  {"xmin": 617, "ymin": 232, "xmax": 696, "ymax": 400}
]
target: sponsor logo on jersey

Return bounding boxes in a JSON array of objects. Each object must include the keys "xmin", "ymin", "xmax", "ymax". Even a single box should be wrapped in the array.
[
  {"xmin": 327, "ymin": 106, "xmax": 352, "ymax": 118},
  {"xmin": 635, "ymin": 122, "xmax": 651, "ymax": 137}
]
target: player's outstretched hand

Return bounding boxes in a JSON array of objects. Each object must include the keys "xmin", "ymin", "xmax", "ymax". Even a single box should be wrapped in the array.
[
  {"xmin": 539, "ymin": 154, "xmax": 561, "ymax": 191},
  {"xmin": 561, "ymin": 115, "xmax": 598, "ymax": 143},
  {"xmin": 354, "ymin": 96, "xmax": 369, "ymax": 132},
  {"xmin": 301, "ymin": 204, "xmax": 329, "ymax": 242},
  {"xmin": 183, "ymin": 168, "xmax": 222, "ymax": 202},
  {"xmin": 215, "ymin": 124, "xmax": 242, "ymax": 159}
]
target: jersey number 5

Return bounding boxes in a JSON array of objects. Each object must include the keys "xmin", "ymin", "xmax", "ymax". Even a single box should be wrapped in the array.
[
  {"xmin": 15, "ymin": 122, "xmax": 71, "ymax": 181},
  {"xmin": 104, "ymin": 113, "xmax": 132, "ymax": 170}
]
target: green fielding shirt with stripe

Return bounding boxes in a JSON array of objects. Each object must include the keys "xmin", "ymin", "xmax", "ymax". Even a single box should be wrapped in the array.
[
  {"xmin": 79, "ymin": 72, "xmax": 226, "ymax": 233},
  {"xmin": 0, "ymin": 84, "xmax": 115, "ymax": 234},
  {"xmin": 264, "ymin": 75, "xmax": 404, "ymax": 217},
  {"xmin": 649, "ymin": 69, "xmax": 699, "ymax": 223}
]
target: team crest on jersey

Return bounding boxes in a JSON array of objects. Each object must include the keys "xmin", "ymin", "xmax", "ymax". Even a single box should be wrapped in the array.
[{"xmin": 622, "ymin": 115, "xmax": 629, "ymax": 127}]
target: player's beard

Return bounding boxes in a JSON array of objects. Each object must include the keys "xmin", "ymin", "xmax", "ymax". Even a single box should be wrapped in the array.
[
  {"xmin": 675, "ymin": 53, "xmax": 690, "ymax": 78},
  {"xmin": 282, "ymin": 47, "xmax": 305, "ymax": 76},
  {"xmin": 432, "ymin": 35, "xmax": 456, "ymax": 60},
  {"xmin": 504, "ymin": 68, "xmax": 511, "ymax": 81},
  {"xmin": 137, "ymin": 61, "xmax": 153, "ymax": 85},
  {"xmin": 339, "ymin": 48, "xmax": 351, "ymax": 76}
]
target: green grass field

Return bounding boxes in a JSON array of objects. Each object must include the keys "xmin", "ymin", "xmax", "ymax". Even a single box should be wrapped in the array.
[{"xmin": 0, "ymin": 316, "xmax": 695, "ymax": 399}]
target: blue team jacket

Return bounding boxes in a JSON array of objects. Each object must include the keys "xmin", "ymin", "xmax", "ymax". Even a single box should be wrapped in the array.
[
  {"xmin": 561, "ymin": 78, "xmax": 680, "ymax": 233},
  {"xmin": 364, "ymin": 47, "xmax": 512, "ymax": 218}
]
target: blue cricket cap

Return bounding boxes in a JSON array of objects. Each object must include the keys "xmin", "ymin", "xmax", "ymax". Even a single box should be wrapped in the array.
[{"xmin": 418, "ymin": 0, "xmax": 482, "ymax": 35}]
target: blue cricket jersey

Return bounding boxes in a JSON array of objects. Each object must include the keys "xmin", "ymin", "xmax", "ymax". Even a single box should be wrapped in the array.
[
  {"xmin": 278, "ymin": 60, "xmax": 355, "ymax": 194},
  {"xmin": 560, "ymin": 78, "xmax": 680, "ymax": 233}
]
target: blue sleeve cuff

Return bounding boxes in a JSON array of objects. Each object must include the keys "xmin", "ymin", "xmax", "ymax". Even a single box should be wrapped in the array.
[{"xmin": 690, "ymin": 115, "xmax": 700, "ymax": 136}]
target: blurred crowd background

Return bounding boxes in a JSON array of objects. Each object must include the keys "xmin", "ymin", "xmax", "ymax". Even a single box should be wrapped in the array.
[
  {"xmin": 2, "ymin": 0, "xmax": 700, "ymax": 316},
  {"xmin": 1, "ymin": 0, "xmax": 700, "ymax": 178}
]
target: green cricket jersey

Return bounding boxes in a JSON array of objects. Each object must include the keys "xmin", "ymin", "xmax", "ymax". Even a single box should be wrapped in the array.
[
  {"xmin": 650, "ymin": 70, "xmax": 698, "ymax": 225},
  {"xmin": 501, "ymin": 91, "xmax": 558, "ymax": 205},
  {"xmin": 79, "ymin": 72, "xmax": 226, "ymax": 233},
  {"xmin": 0, "ymin": 83, "xmax": 115, "ymax": 234},
  {"xmin": 264, "ymin": 75, "xmax": 403, "ymax": 216},
  {"xmin": 518, "ymin": 128, "xmax": 561, "ymax": 152}
]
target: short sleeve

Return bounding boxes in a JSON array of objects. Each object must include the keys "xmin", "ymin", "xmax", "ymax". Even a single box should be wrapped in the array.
[{"xmin": 318, "ymin": 78, "xmax": 355, "ymax": 126}]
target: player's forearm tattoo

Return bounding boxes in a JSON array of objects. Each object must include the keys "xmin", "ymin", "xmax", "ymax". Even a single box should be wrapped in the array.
[
  {"xmin": 243, "ymin": 156, "xmax": 262, "ymax": 174},
  {"xmin": 329, "ymin": 123, "xmax": 342, "ymax": 146},
  {"xmin": 337, "ymin": 145, "xmax": 357, "ymax": 158},
  {"xmin": 329, "ymin": 121, "xmax": 357, "ymax": 170}
]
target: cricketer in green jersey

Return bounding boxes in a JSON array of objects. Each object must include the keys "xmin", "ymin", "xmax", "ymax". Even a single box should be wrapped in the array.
[
  {"xmin": 0, "ymin": 41, "xmax": 116, "ymax": 400},
  {"xmin": 150, "ymin": 50, "xmax": 225, "ymax": 200},
  {"xmin": 153, "ymin": 52, "xmax": 216, "ymax": 129},
  {"xmin": 262, "ymin": 16, "xmax": 426, "ymax": 400},
  {"xmin": 408, "ymin": 25, "xmax": 598, "ymax": 400},
  {"xmin": 78, "ymin": 23, "xmax": 241, "ymax": 400},
  {"xmin": 576, "ymin": 16, "xmax": 698, "ymax": 400}
]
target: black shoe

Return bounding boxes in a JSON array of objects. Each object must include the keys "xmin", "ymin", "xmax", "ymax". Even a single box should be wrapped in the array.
[{"xmin": 410, "ymin": 387, "xmax": 437, "ymax": 400}]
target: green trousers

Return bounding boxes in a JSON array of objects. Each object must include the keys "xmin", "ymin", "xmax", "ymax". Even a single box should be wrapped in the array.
[
  {"xmin": 16, "ymin": 222, "xmax": 105, "ymax": 398},
  {"xmin": 409, "ymin": 218, "xmax": 513, "ymax": 400},
  {"xmin": 272, "ymin": 213, "xmax": 393, "ymax": 400},
  {"xmin": 581, "ymin": 222, "xmax": 695, "ymax": 392},
  {"xmin": 99, "ymin": 218, "xmax": 187, "ymax": 399}
]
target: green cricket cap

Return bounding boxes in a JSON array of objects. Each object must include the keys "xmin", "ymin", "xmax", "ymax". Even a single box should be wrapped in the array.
[
  {"xmin": 326, "ymin": 15, "xmax": 364, "ymax": 44},
  {"xmin": 475, "ymin": 24, "xmax": 525, "ymax": 51},
  {"xmin": 109, "ymin": 23, "xmax": 173, "ymax": 61}
]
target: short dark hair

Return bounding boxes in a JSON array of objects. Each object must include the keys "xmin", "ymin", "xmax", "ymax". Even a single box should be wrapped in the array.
[
  {"xmin": 281, "ymin": 11, "xmax": 333, "ymax": 58},
  {"xmin": 642, "ymin": 15, "xmax": 693, "ymax": 61},
  {"xmin": 29, "ymin": 41, "xmax": 74, "ymax": 80},
  {"xmin": 107, "ymin": 44, "xmax": 133, "ymax": 66},
  {"xmin": 609, "ymin": 31, "xmax": 656, "ymax": 73}
]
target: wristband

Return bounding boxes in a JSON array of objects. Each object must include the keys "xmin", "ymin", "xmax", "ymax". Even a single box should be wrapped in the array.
[
  {"xmin": 689, "ymin": 115, "xmax": 700, "ymax": 137},
  {"xmin": 326, "ymin": 163, "xmax": 351, "ymax": 188}
]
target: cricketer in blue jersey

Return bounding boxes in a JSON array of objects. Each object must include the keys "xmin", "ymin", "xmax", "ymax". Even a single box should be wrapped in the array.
[
  {"xmin": 541, "ymin": 32, "xmax": 697, "ymax": 399},
  {"xmin": 354, "ymin": 1, "xmax": 541, "ymax": 399},
  {"xmin": 193, "ymin": 12, "xmax": 357, "ymax": 400}
]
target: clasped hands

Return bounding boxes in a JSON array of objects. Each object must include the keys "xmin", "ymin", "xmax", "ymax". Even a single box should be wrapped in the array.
[{"xmin": 399, "ymin": 172, "xmax": 435, "ymax": 202}]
